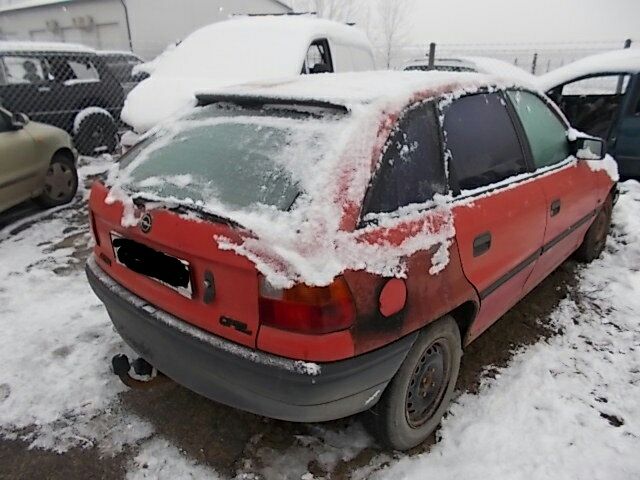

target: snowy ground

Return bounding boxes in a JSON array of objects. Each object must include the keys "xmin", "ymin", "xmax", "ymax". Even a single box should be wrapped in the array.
[{"xmin": 0, "ymin": 158, "xmax": 638, "ymax": 479}]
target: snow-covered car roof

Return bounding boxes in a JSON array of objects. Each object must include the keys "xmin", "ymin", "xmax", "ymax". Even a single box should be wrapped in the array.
[
  {"xmin": 121, "ymin": 15, "xmax": 373, "ymax": 132},
  {"xmin": 538, "ymin": 48, "xmax": 640, "ymax": 91},
  {"xmin": 0, "ymin": 40, "xmax": 94, "ymax": 54},
  {"xmin": 404, "ymin": 55, "xmax": 537, "ymax": 88}
]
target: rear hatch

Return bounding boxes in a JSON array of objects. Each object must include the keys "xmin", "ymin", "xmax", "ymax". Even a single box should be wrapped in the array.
[{"xmin": 90, "ymin": 183, "xmax": 261, "ymax": 348}]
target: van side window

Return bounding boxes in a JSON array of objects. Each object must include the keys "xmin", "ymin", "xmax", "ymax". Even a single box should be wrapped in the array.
[
  {"xmin": 443, "ymin": 92, "xmax": 527, "ymax": 191},
  {"xmin": 362, "ymin": 102, "xmax": 445, "ymax": 217},
  {"xmin": 304, "ymin": 39, "xmax": 333, "ymax": 74},
  {"xmin": 2, "ymin": 56, "xmax": 46, "ymax": 84},
  {"xmin": 507, "ymin": 90, "xmax": 570, "ymax": 169},
  {"xmin": 49, "ymin": 56, "xmax": 100, "ymax": 83}
]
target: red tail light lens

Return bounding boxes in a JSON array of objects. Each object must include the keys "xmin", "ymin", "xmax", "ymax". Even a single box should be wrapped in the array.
[{"xmin": 258, "ymin": 277, "xmax": 356, "ymax": 335}]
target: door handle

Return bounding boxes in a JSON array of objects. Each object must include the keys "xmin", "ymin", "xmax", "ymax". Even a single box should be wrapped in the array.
[
  {"xmin": 550, "ymin": 199, "xmax": 561, "ymax": 217},
  {"xmin": 37, "ymin": 86, "xmax": 51, "ymax": 92},
  {"xmin": 473, "ymin": 232, "xmax": 492, "ymax": 257}
]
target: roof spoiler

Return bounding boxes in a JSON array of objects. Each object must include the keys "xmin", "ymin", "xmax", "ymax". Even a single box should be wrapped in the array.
[{"xmin": 195, "ymin": 94, "xmax": 350, "ymax": 113}]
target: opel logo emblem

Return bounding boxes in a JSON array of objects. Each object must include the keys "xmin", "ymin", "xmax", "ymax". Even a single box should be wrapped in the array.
[{"xmin": 140, "ymin": 213, "xmax": 153, "ymax": 233}]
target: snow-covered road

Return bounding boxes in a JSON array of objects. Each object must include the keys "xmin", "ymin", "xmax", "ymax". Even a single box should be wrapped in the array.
[{"xmin": 0, "ymin": 158, "xmax": 638, "ymax": 479}]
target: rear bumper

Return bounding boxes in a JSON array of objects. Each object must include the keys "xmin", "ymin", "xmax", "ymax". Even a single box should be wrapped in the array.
[{"xmin": 86, "ymin": 256, "xmax": 416, "ymax": 422}]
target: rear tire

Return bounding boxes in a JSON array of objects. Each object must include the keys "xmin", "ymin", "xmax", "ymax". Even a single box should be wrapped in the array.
[
  {"xmin": 369, "ymin": 316, "xmax": 462, "ymax": 451},
  {"xmin": 74, "ymin": 109, "xmax": 118, "ymax": 156},
  {"xmin": 574, "ymin": 195, "xmax": 612, "ymax": 263},
  {"xmin": 36, "ymin": 154, "xmax": 78, "ymax": 208}
]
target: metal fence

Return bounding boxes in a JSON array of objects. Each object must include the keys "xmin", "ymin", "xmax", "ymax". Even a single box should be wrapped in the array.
[{"xmin": 392, "ymin": 39, "xmax": 633, "ymax": 73}]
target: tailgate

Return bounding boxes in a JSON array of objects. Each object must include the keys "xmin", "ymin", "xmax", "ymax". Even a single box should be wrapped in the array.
[{"xmin": 90, "ymin": 184, "xmax": 260, "ymax": 348}]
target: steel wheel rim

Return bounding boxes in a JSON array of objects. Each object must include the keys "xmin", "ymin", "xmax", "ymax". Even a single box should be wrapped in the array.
[
  {"xmin": 44, "ymin": 162, "xmax": 74, "ymax": 201},
  {"xmin": 405, "ymin": 339, "xmax": 451, "ymax": 428}
]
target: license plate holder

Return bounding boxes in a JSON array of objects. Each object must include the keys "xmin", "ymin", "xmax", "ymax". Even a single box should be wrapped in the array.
[{"xmin": 110, "ymin": 232, "xmax": 193, "ymax": 298}]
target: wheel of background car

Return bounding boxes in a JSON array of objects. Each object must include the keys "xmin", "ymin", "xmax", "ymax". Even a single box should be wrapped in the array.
[
  {"xmin": 73, "ymin": 109, "xmax": 118, "ymax": 156},
  {"xmin": 368, "ymin": 316, "xmax": 462, "ymax": 450},
  {"xmin": 574, "ymin": 194, "xmax": 613, "ymax": 263},
  {"xmin": 36, "ymin": 153, "xmax": 78, "ymax": 208}
]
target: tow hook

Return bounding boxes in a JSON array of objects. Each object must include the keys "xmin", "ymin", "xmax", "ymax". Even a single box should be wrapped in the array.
[{"xmin": 111, "ymin": 354, "xmax": 168, "ymax": 389}]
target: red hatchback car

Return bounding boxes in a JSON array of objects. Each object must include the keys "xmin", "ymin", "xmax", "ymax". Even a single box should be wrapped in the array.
[{"xmin": 86, "ymin": 72, "xmax": 617, "ymax": 450}]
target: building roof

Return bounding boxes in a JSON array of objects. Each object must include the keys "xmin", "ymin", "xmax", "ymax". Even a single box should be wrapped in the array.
[{"xmin": 0, "ymin": 0, "xmax": 292, "ymax": 13}]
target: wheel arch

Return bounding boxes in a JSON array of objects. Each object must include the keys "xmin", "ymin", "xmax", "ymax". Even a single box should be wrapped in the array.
[
  {"xmin": 52, "ymin": 146, "xmax": 76, "ymax": 165},
  {"xmin": 447, "ymin": 300, "xmax": 478, "ymax": 348}
]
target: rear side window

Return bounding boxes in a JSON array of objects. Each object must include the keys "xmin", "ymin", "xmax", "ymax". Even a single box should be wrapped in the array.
[
  {"xmin": 49, "ymin": 56, "xmax": 100, "ymax": 83},
  {"xmin": 507, "ymin": 90, "xmax": 570, "ymax": 169},
  {"xmin": 443, "ymin": 92, "xmax": 527, "ymax": 191},
  {"xmin": 362, "ymin": 102, "xmax": 445, "ymax": 217}
]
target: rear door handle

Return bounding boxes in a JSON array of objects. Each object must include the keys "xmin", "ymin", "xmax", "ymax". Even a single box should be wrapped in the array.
[
  {"xmin": 550, "ymin": 199, "xmax": 561, "ymax": 217},
  {"xmin": 37, "ymin": 86, "xmax": 51, "ymax": 92},
  {"xmin": 473, "ymin": 232, "xmax": 492, "ymax": 257}
]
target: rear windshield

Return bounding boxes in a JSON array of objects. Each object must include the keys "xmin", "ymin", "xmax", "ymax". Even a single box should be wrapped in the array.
[
  {"xmin": 117, "ymin": 104, "xmax": 339, "ymax": 212},
  {"xmin": 103, "ymin": 55, "xmax": 141, "ymax": 82}
]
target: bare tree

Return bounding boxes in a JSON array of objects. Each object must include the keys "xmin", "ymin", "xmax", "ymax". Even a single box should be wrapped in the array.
[{"xmin": 376, "ymin": 0, "xmax": 413, "ymax": 68}]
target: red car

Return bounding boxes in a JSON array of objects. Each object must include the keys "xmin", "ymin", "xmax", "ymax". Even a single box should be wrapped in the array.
[{"xmin": 86, "ymin": 72, "xmax": 617, "ymax": 450}]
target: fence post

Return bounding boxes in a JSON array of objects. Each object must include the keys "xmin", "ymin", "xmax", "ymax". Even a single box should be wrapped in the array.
[
  {"xmin": 427, "ymin": 42, "xmax": 436, "ymax": 70},
  {"xmin": 531, "ymin": 53, "xmax": 538, "ymax": 74},
  {"xmin": 616, "ymin": 39, "xmax": 632, "ymax": 93}
]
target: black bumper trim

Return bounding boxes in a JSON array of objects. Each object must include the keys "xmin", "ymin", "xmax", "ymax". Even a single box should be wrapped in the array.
[{"xmin": 86, "ymin": 256, "xmax": 416, "ymax": 422}]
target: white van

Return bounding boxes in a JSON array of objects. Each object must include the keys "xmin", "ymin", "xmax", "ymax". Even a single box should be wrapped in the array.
[{"xmin": 122, "ymin": 15, "xmax": 376, "ymax": 132}]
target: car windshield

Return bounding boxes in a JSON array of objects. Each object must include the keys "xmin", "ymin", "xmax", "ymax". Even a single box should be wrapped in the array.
[{"xmin": 117, "ymin": 104, "xmax": 338, "ymax": 212}]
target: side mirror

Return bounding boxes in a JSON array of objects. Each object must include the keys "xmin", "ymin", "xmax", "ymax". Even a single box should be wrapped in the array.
[
  {"xmin": 10, "ymin": 112, "xmax": 29, "ymax": 129},
  {"xmin": 310, "ymin": 63, "xmax": 331, "ymax": 74},
  {"xmin": 573, "ymin": 136, "xmax": 606, "ymax": 161}
]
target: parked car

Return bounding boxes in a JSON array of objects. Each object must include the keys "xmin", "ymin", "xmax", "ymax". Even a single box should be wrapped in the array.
[
  {"xmin": 0, "ymin": 41, "xmax": 125, "ymax": 155},
  {"xmin": 85, "ymin": 72, "xmax": 616, "ymax": 451},
  {"xmin": 539, "ymin": 49, "xmax": 640, "ymax": 177},
  {"xmin": 122, "ymin": 15, "xmax": 377, "ymax": 132},
  {"xmin": 97, "ymin": 50, "xmax": 147, "ymax": 97},
  {"xmin": 404, "ymin": 55, "xmax": 537, "ymax": 85},
  {"xmin": 0, "ymin": 106, "xmax": 77, "ymax": 213}
]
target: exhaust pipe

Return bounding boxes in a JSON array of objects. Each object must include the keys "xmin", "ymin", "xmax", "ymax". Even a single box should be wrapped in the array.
[{"xmin": 111, "ymin": 354, "xmax": 169, "ymax": 389}]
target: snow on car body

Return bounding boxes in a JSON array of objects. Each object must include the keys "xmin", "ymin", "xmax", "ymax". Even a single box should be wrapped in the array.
[
  {"xmin": 404, "ymin": 55, "xmax": 537, "ymax": 87},
  {"xmin": 86, "ymin": 71, "xmax": 616, "ymax": 451},
  {"xmin": 539, "ymin": 48, "xmax": 640, "ymax": 177},
  {"xmin": 121, "ymin": 16, "xmax": 376, "ymax": 133}
]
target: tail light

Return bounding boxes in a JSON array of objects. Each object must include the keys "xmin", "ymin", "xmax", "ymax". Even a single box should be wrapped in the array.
[{"xmin": 258, "ymin": 276, "xmax": 356, "ymax": 335}]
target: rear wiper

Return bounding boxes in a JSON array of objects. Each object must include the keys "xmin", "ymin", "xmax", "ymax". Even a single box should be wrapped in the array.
[{"xmin": 131, "ymin": 196, "xmax": 244, "ymax": 230}]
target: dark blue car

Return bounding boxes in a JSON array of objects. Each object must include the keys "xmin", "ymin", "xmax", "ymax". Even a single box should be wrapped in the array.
[{"xmin": 541, "ymin": 49, "xmax": 640, "ymax": 178}]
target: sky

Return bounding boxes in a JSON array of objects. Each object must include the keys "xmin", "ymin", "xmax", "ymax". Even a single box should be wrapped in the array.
[{"xmin": 292, "ymin": 0, "xmax": 639, "ymax": 48}]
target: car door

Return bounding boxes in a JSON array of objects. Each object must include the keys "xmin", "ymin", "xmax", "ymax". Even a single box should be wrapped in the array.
[
  {"xmin": 352, "ymin": 101, "xmax": 475, "ymax": 350},
  {"xmin": 442, "ymin": 91, "xmax": 547, "ymax": 340},
  {"xmin": 506, "ymin": 90, "xmax": 600, "ymax": 293},
  {"xmin": 610, "ymin": 73, "xmax": 640, "ymax": 177},
  {"xmin": 0, "ymin": 111, "xmax": 39, "ymax": 212}
]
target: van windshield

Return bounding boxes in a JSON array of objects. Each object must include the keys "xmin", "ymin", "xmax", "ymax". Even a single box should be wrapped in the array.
[{"xmin": 117, "ymin": 105, "xmax": 336, "ymax": 212}]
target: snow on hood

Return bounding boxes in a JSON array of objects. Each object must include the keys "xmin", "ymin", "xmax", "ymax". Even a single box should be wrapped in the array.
[
  {"xmin": 111, "ymin": 72, "xmax": 527, "ymax": 289},
  {"xmin": 537, "ymin": 48, "xmax": 640, "ymax": 92},
  {"xmin": 121, "ymin": 16, "xmax": 372, "ymax": 132}
]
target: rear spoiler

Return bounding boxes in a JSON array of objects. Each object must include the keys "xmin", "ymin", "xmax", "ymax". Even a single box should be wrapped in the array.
[{"xmin": 195, "ymin": 93, "xmax": 350, "ymax": 114}]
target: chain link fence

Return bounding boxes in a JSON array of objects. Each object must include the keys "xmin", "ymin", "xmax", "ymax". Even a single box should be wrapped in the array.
[
  {"xmin": 392, "ymin": 39, "xmax": 633, "ymax": 74},
  {"xmin": 1, "ymin": 36, "xmax": 634, "ymax": 155}
]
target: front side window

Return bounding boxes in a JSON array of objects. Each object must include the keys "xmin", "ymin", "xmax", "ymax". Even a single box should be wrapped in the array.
[
  {"xmin": 507, "ymin": 90, "xmax": 570, "ymax": 169},
  {"xmin": 362, "ymin": 102, "xmax": 446, "ymax": 217},
  {"xmin": 303, "ymin": 39, "xmax": 333, "ymax": 74},
  {"xmin": 1, "ymin": 56, "xmax": 47, "ymax": 84},
  {"xmin": 443, "ymin": 92, "xmax": 527, "ymax": 192}
]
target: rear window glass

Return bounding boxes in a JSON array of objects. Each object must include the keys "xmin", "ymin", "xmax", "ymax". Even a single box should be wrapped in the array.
[
  {"xmin": 103, "ymin": 55, "xmax": 142, "ymax": 82},
  {"xmin": 443, "ymin": 92, "xmax": 527, "ymax": 191},
  {"xmin": 117, "ymin": 105, "xmax": 337, "ymax": 212}
]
